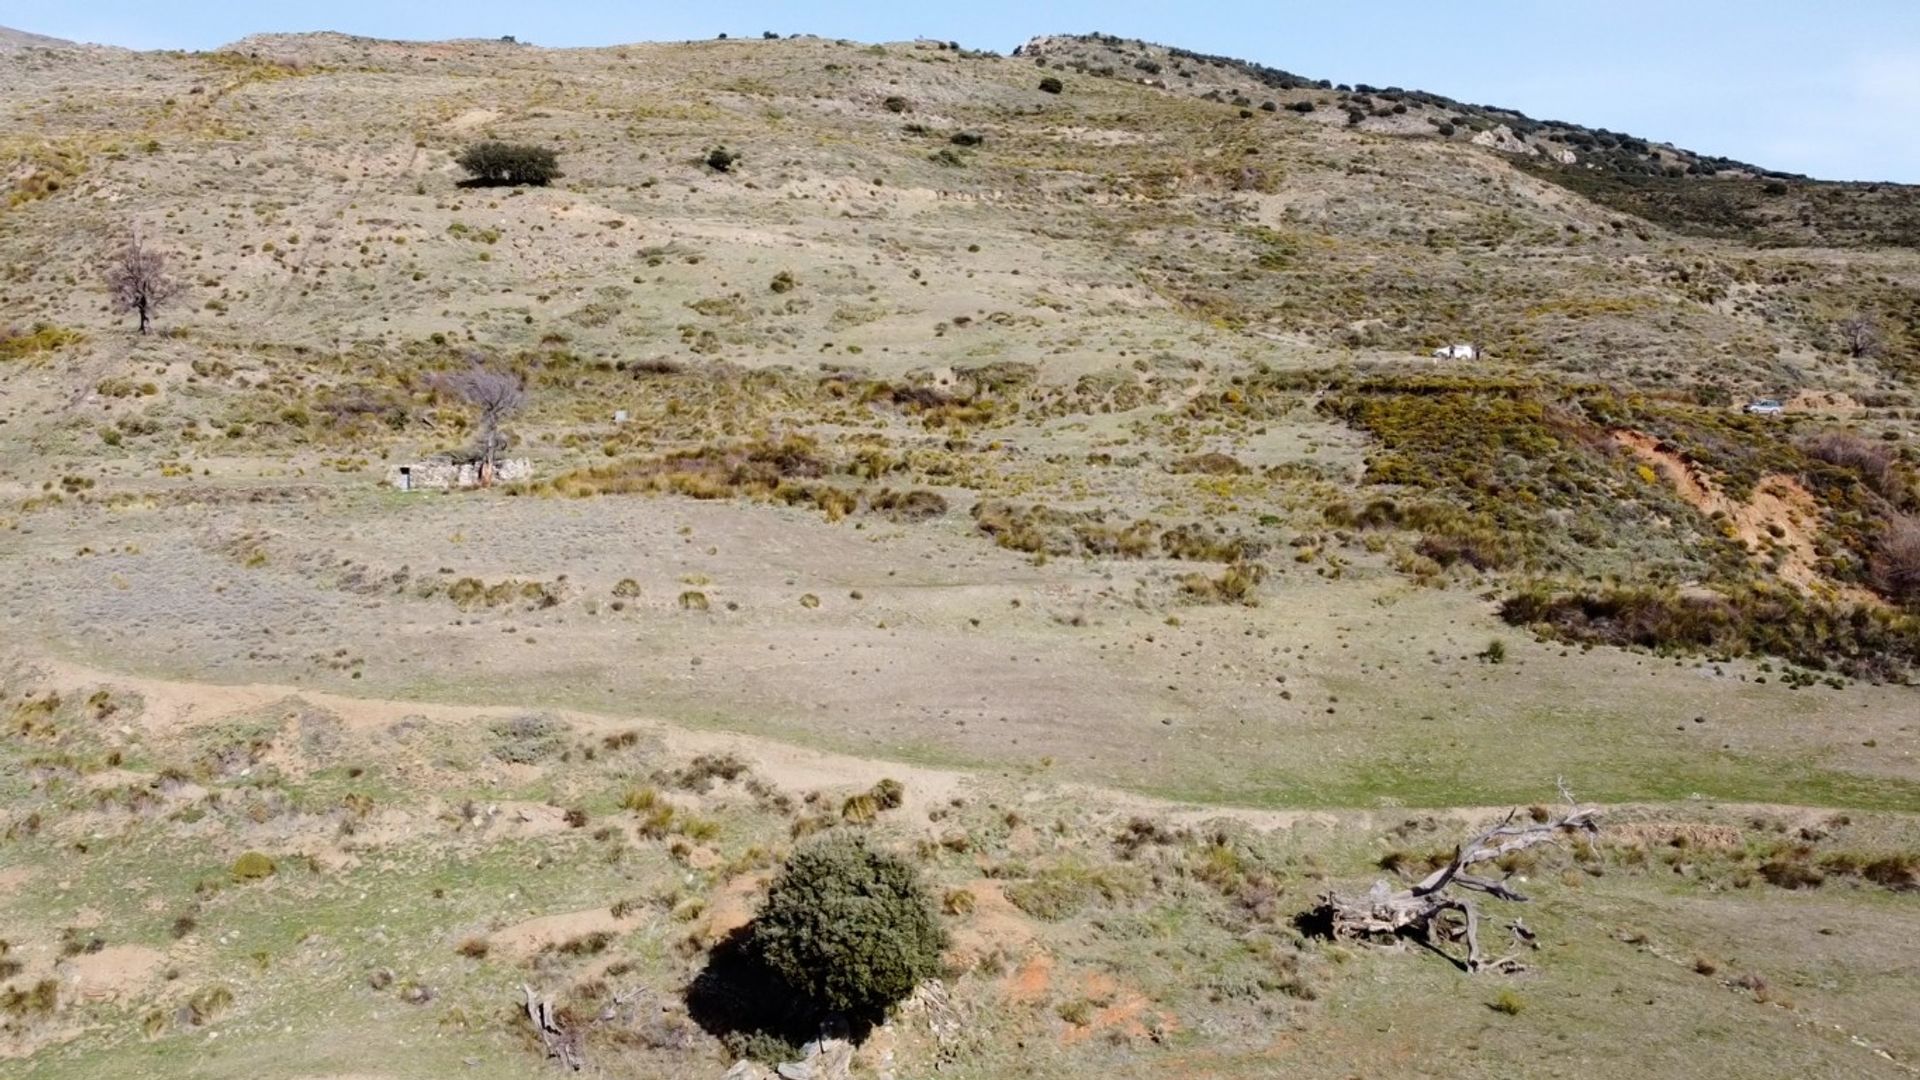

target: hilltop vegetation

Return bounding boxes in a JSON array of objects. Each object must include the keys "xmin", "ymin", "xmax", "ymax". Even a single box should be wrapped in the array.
[{"xmin": 1024, "ymin": 32, "xmax": 1920, "ymax": 248}]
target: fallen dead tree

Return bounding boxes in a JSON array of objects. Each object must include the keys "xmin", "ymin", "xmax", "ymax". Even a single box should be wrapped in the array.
[{"xmin": 1306, "ymin": 784, "xmax": 1600, "ymax": 973}]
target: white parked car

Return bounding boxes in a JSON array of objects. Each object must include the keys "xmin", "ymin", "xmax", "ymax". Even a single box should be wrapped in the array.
[{"xmin": 1743, "ymin": 399, "xmax": 1785, "ymax": 416}]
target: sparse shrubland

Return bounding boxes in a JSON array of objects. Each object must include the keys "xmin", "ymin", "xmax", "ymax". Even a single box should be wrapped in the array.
[{"xmin": 3, "ymin": 28, "xmax": 1920, "ymax": 1080}]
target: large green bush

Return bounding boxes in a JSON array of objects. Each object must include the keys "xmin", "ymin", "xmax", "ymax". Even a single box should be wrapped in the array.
[
  {"xmin": 754, "ymin": 833, "xmax": 944, "ymax": 1017},
  {"xmin": 455, "ymin": 141, "xmax": 560, "ymax": 186}
]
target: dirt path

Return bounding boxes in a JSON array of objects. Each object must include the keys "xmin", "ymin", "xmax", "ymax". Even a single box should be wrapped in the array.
[{"xmin": 13, "ymin": 650, "xmax": 1901, "ymax": 829}]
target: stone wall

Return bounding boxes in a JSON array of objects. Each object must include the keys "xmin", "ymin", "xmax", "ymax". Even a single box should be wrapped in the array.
[{"xmin": 385, "ymin": 458, "xmax": 532, "ymax": 490}]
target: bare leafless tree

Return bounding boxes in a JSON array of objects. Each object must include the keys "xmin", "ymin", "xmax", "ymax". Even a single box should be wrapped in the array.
[
  {"xmin": 1838, "ymin": 312, "xmax": 1883, "ymax": 359},
  {"xmin": 1874, "ymin": 515, "xmax": 1920, "ymax": 605},
  {"xmin": 105, "ymin": 229, "xmax": 181, "ymax": 335},
  {"xmin": 433, "ymin": 362, "xmax": 525, "ymax": 485}
]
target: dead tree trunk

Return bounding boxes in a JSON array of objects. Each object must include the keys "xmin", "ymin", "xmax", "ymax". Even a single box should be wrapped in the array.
[
  {"xmin": 1309, "ymin": 786, "xmax": 1599, "ymax": 973},
  {"xmin": 523, "ymin": 984, "xmax": 585, "ymax": 1070}
]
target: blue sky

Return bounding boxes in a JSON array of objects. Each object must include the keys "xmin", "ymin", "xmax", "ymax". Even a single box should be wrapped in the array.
[{"xmin": 7, "ymin": 1, "xmax": 1919, "ymax": 182}]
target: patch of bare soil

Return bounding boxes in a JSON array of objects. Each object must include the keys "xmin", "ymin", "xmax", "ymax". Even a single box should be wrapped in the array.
[
  {"xmin": 1610, "ymin": 821, "xmax": 1743, "ymax": 850},
  {"xmin": 1613, "ymin": 430, "xmax": 1875, "ymax": 601},
  {"xmin": 947, "ymin": 879, "xmax": 1039, "ymax": 972},
  {"xmin": 58, "ymin": 945, "xmax": 165, "ymax": 1003},
  {"xmin": 0, "ymin": 865, "xmax": 30, "ymax": 896},
  {"xmin": 1059, "ymin": 970, "xmax": 1174, "ymax": 1046},
  {"xmin": 1787, "ymin": 390, "xmax": 1864, "ymax": 416},
  {"xmin": 490, "ymin": 907, "xmax": 642, "ymax": 961},
  {"xmin": 696, "ymin": 872, "xmax": 771, "ymax": 949},
  {"xmin": 1004, "ymin": 951, "xmax": 1054, "ymax": 1005}
]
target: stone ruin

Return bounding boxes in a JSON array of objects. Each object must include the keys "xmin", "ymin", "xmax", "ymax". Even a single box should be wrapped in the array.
[{"xmin": 385, "ymin": 458, "xmax": 533, "ymax": 491}]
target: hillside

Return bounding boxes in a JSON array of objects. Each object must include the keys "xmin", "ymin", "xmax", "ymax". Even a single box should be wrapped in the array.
[
  {"xmin": 1, "ymin": 28, "xmax": 1918, "ymax": 1080},
  {"xmin": 1025, "ymin": 32, "xmax": 1920, "ymax": 248},
  {"xmin": 0, "ymin": 25, "xmax": 76, "ymax": 50}
]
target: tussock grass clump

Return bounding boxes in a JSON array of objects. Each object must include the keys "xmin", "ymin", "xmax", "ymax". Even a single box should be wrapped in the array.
[
  {"xmin": 184, "ymin": 985, "xmax": 233, "ymax": 1025},
  {"xmin": 1170, "ymin": 452, "xmax": 1248, "ymax": 475},
  {"xmin": 1160, "ymin": 523, "xmax": 1264, "ymax": 563},
  {"xmin": 540, "ymin": 435, "xmax": 824, "ymax": 502},
  {"xmin": 2, "ymin": 979, "xmax": 58, "ymax": 1017},
  {"xmin": 1750, "ymin": 847, "xmax": 1920, "ymax": 892},
  {"xmin": 230, "ymin": 851, "xmax": 276, "ymax": 881},
  {"xmin": 667, "ymin": 754, "xmax": 748, "ymax": 792},
  {"xmin": 445, "ymin": 577, "xmax": 562, "ymax": 611},
  {"xmin": 1006, "ymin": 861, "xmax": 1145, "ymax": 920},
  {"xmin": 0, "ymin": 323, "xmax": 83, "ymax": 362},
  {"xmin": 867, "ymin": 488, "xmax": 948, "ymax": 522},
  {"xmin": 1179, "ymin": 562, "xmax": 1268, "ymax": 605},
  {"xmin": 973, "ymin": 501, "xmax": 1158, "ymax": 559},
  {"xmin": 841, "ymin": 793, "xmax": 880, "ymax": 823}
]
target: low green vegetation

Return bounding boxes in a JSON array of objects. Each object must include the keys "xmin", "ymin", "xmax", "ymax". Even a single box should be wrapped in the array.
[
  {"xmin": 454, "ymin": 141, "xmax": 560, "ymax": 186},
  {"xmin": 753, "ymin": 832, "xmax": 945, "ymax": 1017}
]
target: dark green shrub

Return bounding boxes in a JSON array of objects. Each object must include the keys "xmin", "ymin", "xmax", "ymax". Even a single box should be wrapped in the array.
[
  {"xmin": 1287, "ymin": 101, "xmax": 1315, "ymax": 114},
  {"xmin": 949, "ymin": 131, "xmax": 983, "ymax": 147},
  {"xmin": 706, "ymin": 147, "xmax": 739, "ymax": 172},
  {"xmin": 455, "ymin": 141, "xmax": 560, "ymax": 187},
  {"xmin": 1500, "ymin": 582, "xmax": 1920, "ymax": 680},
  {"xmin": 882, "ymin": 95, "xmax": 909, "ymax": 113},
  {"xmin": 754, "ymin": 833, "xmax": 945, "ymax": 1017},
  {"xmin": 1039, "ymin": 76, "xmax": 1064, "ymax": 94}
]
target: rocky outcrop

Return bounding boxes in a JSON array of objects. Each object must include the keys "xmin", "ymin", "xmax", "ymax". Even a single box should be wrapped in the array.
[
  {"xmin": 1470, "ymin": 124, "xmax": 1537, "ymax": 156},
  {"xmin": 722, "ymin": 1036, "xmax": 855, "ymax": 1080}
]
